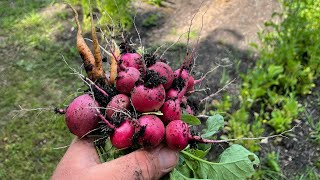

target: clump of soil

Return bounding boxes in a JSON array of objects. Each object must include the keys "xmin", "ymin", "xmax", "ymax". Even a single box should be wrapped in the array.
[
  {"xmin": 143, "ymin": 69, "xmax": 167, "ymax": 88},
  {"xmin": 171, "ymin": 77, "xmax": 186, "ymax": 91},
  {"xmin": 144, "ymin": 53, "xmax": 157, "ymax": 67}
]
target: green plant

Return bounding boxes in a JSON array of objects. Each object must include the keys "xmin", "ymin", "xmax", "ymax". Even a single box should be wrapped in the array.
[
  {"xmin": 145, "ymin": 0, "xmax": 164, "ymax": 7},
  {"xmin": 142, "ymin": 13, "xmax": 162, "ymax": 28},
  {"xmin": 220, "ymin": 0, "xmax": 320, "ymax": 152},
  {"xmin": 67, "ymin": 0, "xmax": 133, "ymax": 32},
  {"xmin": 254, "ymin": 151, "xmax": 285, "ymax": 180},
  {"xmin": 294, "ymin": 167, "xmax": 320, "ymax": 180},
  {"xmin": 219, "ymin": 66, "xmax": 230, "ymax": 87},
  {"xmin": 209, "ymin": 93, "xmax": 232, "ymax": 114},
  {"xmin": 305, "ymin": 110, "xmax": 320, "ymax": 144},
  {"xmin": 183, "ymin": 30, "xmax": 199, "ymax": 40},
  {"xmin": 267, "ymin": 95, "xmax": 300, "ymax": 133}
]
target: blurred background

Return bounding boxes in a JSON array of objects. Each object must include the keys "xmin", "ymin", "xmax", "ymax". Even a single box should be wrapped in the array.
[{"xmin": 0, "ymin": 0, "xmax": 319, "ymax": 179}]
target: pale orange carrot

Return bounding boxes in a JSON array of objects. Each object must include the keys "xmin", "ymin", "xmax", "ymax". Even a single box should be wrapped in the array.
[
  {"xmin": 68, "ymin": 4, "xmax": 108, "ymax": 85},
  {"xmin": 90, "ymin": 9, "xmax": 109, "ymax": 85},
  {"xmin": 109, "ymin": 40, "xmax": 120, "ymax": 85},
  {"xmin": 68, "ymin": 4, "xmax": 95, "ymax": 79}
]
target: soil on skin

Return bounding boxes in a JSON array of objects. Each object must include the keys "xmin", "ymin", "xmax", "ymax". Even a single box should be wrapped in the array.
[{"xmin": 132, "ymin": 0, "xmax": 320, "ymax": 178}]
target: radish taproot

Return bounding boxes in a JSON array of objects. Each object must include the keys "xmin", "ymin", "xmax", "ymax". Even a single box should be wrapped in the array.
[
  {"xmin": 65, "ymin": 94, "xmax": 100, "ymax": 137},
  {"xmin": 160, "ymin": 99, "xmax": 182, "ymax": 124},
  {"xmin": 165, "ymin": 120, "xmax": 190, "ymax": 150},
  {"xmin": 106, "ymin": 94, "xmax": 130, "ymax": 120},
  {"xmin": 137, "ymin": 115, "xmax": 165, "ymax": 148},
  {"xmin": 148, "ymin": 62, "xmax": 174, "ymax": 89},
  {"xmin": 110, "ymin": 119, "xmax": 135, "ymax": 149},
  {"xmin": 116, "ymin": 67, "xmax": 141, "ymax": 95},
  {"xmin": 166, "ymin": 120, "xmax": 224, "ymax": 151},
  {"xmin": 131, "ymin": 84, "xmax": 166, "ymax": 112},
  {"xmin": 120, "ymin": 52, "xmax": 142, "ymax": 70}
]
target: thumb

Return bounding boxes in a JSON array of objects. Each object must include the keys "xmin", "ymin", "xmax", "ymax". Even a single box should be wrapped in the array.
[{"xmin": 88, "ymin": 145, "xmax": 179, "ymax": 180}]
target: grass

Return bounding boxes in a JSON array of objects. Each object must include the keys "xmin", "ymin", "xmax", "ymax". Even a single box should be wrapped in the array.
[
  {"xmin": 0, "ymin": 1, "xmax": 85, "ymax": 178},
  {"xmin": 294, "ymin": 167, "xmax": 320, "ymax": 180},
  {"xmin": 305, "ymin": 108, "xmax": 320, "ymax": 144}
]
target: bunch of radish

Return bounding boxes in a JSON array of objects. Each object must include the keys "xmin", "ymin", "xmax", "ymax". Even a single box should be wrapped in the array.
[{"xmin": 62, "ymin": 5, "xmax": 218, "ymax": 151}]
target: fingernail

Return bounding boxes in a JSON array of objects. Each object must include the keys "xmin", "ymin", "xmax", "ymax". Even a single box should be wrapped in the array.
[{"xmin": 158, "ymin": 147, "xmax": 178, "ymax": 171}]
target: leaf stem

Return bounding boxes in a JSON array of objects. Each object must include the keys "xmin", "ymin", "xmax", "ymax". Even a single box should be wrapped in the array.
[
  {"xmin": 192, "ymin": 136, "xmax": 221, "ymax": 143},
  {"xmin": 181, "ymin": 150, "xmax": 219, "ymax": 165}
]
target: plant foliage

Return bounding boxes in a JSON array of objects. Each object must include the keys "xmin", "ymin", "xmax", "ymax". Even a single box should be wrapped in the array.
[
  {"xmin": 67, "ymin": 0, "xmax": 133, "ymax": 32},
  {"xmin": 217, "ymin": 0, "xmax": 320, "ymax": 152}
]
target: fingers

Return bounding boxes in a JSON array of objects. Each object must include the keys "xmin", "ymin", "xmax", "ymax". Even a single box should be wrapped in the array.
[
  {"xmin": 53, "ymin": 138, "xmax": 179, "ymax": 180},
  {"xmin": 52, "ymin": 137, "xmax": 100, "ymax": 179},
  {"xmin": 87, "ymin": 145, "xmax": 179, "ymax": 180}
]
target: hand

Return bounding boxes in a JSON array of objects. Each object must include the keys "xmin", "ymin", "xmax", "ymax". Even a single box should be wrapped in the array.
[{"xmin": 52, "ymin": 138, "xmax": 179, "ymax": 180}]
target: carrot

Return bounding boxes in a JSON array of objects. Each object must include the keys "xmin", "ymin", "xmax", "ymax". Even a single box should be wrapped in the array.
[
  {"xmin": 90, "ymin": 8, "xmax": 109, "ymax": 85},
  {"xmin": 68, "ymin": 4, "xmax": 107, "ymax": 85},
  {"xmin": 109, "ymin": 40, "xmax": 120, "ymax": 85},
  {"xmin": 68, "ymin": 5, "xmax": 95, "ymax": 79}
]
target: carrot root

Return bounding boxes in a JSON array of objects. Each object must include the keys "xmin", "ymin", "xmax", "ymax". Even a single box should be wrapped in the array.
[{"xmin": 90, "ymin": 8, "xmax": 109, "ymax": 85}]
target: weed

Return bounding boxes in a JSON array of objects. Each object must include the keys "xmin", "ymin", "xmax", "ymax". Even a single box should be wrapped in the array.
[
  {"xmin": 66, "ymin": 0, "xmax": 133, "ymax": 32},
  {"xmin": 294, "ymin": 167, "xmax": 320, "ymax": 180},
  {"xmin": 305, "ymin": 110, "xmax": 320, "ymax": 144},
  {"xmin": 253, "ymin": 151, "xmax": 285, "ymax": 180},
  {"xmin": 142, "ymin": 13, "xmax": 162, "ymax": 28},
  {"xmin": 219, "ymin": 0, "xmax": 320, "ymax": 152},
  {"xmin": 183, "ymin": 30, "xmax": 199, "ymax": 40},
  {"xmin": 145, "ymin": 0, "xmax": 164, "ymax": 7}
]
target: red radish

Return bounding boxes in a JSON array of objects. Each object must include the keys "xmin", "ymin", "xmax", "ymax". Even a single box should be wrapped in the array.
[
  {"xmin": 120, "ymin": 53, "xmax": 142, "ymax": 69},
  {"xmin": 187, "ymin": 76, "xmax": 195, "ymax": 92},
  {"xmin": 65, "ymin": 94, "xmax": 100, "ymax": 137},
  {"xmin": 148, "ymin": 62, "xmax": 174, "ymax": 89},
  {"xmin": 181, "ymin": 96, "xmax": 188, "ymax": 105},
  {"xmin": 110, "ymin": 119, "xmax": 135, "ymax": 149},
  {"xmin": 106, "ymin": 94, "xmax": 130, "ymax": 119},
  {"xmin": 165, "ymin": 120, "xmax": 190, "ymax": 150},
  {"xmin": 174, "ymin": 68, "xmax": 190, "ymax": 80},
  {"xmin": 131, "ymin": 84, "xmax": 165, "ymax": 112},
  {"xmin": 160, "ymin": 99, "xmax": 182, "ymax": 124},
  {"xmin": 166, "ymin": 86, "xmax": 187, "ymax": 100},
  {"xmin": 185, "ymin": 105, "xmax": 194, "ymax": 115},
  {"xmin": 166, "ymin": 88, "xmax": 180, "ymax": 100},
  {"xmin": 165, "ymin": 69, "xmax": 190, "ymax": 100},
  {"xmin": 187, "ymin": 76, "xmax": 208, "ymax": 94},
  {"xmin": 116, "ymin": 67, "xmax": 141, "ymax": 94},
  {"xmin": 166, "ymin": 120, "xmax": 224, "ymax": 151},
  {"xmin": 138, "ymin": 115, "xmax": 165, "ymax": 148}
]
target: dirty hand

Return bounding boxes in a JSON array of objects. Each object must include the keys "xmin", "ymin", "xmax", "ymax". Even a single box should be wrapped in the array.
[{"xmin": 52, "ymin": 138, "xmax": 179, "ymax": 180}]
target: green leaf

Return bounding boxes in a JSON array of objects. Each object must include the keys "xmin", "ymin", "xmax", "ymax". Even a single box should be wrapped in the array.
[
  {"xmin": 181, "ymin": 114, "xmax": 201, "ymax": 125},
  {"xmin": 267, "ymin": 65, "xmax": 283, "ymax": 78},
  {"xmin": 219, "ymin": 144, "xmax": 260, "ymax": 165},
  {"xmin": 96, "ymin": 139, "xmax": 129, "ymax": 162},
  {"xmin": 185, "ymin": 144, "xmax": 212, "ymax": 159},
  {"xmin": 175, "ymin": 163, "xmax": 194, "ymax": 179},
  {"xmin": 171, "ymin": 144, "xmax": 259, "ymax": 180},
  {"xmin": 201, "ymin": 114, "xmax": 224, "ymax": 138},
  {"xmin": 170, "ymin": 168, "xmax": 201, "ymax": 180}
]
